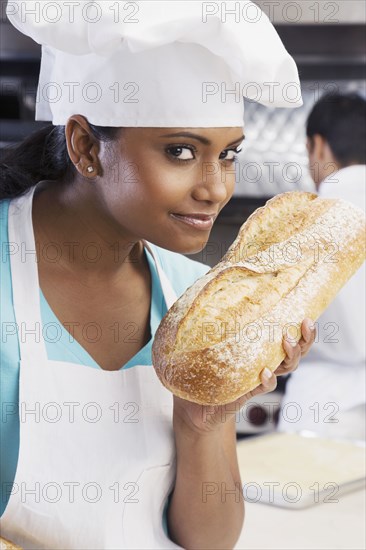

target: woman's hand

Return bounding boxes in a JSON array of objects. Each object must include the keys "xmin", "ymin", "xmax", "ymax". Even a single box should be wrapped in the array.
[{"xmin": 173, "ymin": 318, "xmax": 316, "ymax": 435}]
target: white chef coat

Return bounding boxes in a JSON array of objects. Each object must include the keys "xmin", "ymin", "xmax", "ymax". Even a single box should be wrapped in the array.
[{"xmin": 278, "ymin": 165, "xmax": 366, "ymax": 439}]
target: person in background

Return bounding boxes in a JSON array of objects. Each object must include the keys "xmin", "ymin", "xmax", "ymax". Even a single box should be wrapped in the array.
[{"xmin": 278, "ymin": 92, "xmax": 366, "ymax": 440}]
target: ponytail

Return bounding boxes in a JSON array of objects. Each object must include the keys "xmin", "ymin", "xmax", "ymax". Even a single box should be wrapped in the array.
[{"xmin": 0, "ymin": 124, "xmax": 121, "ymax": 200}]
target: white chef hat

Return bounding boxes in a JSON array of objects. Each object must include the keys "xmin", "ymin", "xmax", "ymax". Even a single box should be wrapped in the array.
[{"xmin": 6, "ymin": 0, "xmax": 303, "ymax": 127}]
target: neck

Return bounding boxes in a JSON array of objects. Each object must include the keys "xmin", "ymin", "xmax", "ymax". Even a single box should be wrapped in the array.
[{"xmin": 32, "ymin": 180, "xmax": 145, "ymax": 282}]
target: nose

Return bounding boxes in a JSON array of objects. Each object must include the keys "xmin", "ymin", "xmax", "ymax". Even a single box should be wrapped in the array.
[{"xmin": 192, "ymin": 161, "xmax": 235, "ymax": 204}]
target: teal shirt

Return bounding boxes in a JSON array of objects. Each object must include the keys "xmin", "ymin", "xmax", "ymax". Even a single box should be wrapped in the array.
[{"xmin": 0, "ymin": 197, "xmax": 210, "ymax": 527}]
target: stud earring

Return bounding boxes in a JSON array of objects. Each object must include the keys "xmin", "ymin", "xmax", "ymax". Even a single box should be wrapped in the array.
[{"xmin": 87, "ymin": 166, "xmax": 94, "ymax": 174}]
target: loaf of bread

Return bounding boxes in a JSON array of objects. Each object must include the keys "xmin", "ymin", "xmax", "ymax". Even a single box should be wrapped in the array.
[
  {"xmin": 0, "ymin": 537, "xmax": 22, "ymax": 550},
  {"xmin": 152, "ymin": 191, "xmax": 366, "ymax": 405}
]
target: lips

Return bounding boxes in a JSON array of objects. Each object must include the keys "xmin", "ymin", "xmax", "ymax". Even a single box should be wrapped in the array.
[{"xmin": 170, "ymin": 212, "xmax": 217, "ymax": 230}]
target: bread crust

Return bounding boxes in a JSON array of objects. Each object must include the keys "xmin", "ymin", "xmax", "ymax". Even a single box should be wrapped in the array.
[
  {"xmin": 0, "ymin": 537, "xmax": 22, "ymax": 550},
  {"xmin": 152, "ymin": 192, "xmax": 366, "ymax": 405}
]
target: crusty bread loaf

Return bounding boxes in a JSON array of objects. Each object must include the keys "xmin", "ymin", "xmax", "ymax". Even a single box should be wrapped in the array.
[
  {"xmin": 0, "ymin": 537, "xmax": 22, "ymax": 550},
  {"xmin": 152, "ymin": 191, "xmax": 366, "ymax": 405}
]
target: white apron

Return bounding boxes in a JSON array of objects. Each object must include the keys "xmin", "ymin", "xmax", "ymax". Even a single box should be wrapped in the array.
[{"xmin": 0, "ymin": 185, "xmax": 182, "ymax": 549}]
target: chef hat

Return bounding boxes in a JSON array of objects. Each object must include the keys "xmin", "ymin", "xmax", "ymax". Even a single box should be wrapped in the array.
[{"xmin": 6, "ymin": 0, "xmax": 303, "ymax": 127}]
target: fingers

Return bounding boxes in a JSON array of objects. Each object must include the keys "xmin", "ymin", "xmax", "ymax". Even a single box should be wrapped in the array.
[
  {"xmin": 261, "ymin": 367, "xmax": 277, "ymax": 391},
  {"xmin": 299, "ymin": 318, "xmax": 316, "ymax": 358},
  {"xmin": 238, "ymin": 318, "xmax": 317, "ymax": 404},
  {"xmin": 275, "ymin": 318, "xmax": 316, "ymax": 376},
  {"xmin": 276, "ymin": 337, "xmax": 302, "ymax": 374},
  {"xmin": 236, "ymin": 367, "xmax": 277, "ymax": 406},
  {"xmin": 254, "ymin": 368, "xmax": 277, "ymax": 395}
]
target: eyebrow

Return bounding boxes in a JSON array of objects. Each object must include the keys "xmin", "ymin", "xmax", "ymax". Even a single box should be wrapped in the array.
[{"xmin": 159, "ymin": 131, "xmax": 245, "ymax": 147}]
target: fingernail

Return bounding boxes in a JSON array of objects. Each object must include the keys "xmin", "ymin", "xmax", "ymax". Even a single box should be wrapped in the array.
[
  {"xmin": 307, "ymin": 318, "xmax": 315, "ymax": 331},
  {"xmin": 263, "ymin": 368, "xmax": 272, "ymax": 381},
  {"xmin": 286, "ymin": 337, "xmax": 298, "ymax": 348}
]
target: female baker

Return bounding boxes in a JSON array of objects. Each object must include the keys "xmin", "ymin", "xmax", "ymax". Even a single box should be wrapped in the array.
[{"xmin": 0, "ymin": 2, "xmax": 316, "ymax": 549}]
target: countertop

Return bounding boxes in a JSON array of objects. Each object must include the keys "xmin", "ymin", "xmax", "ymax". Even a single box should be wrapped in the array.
[{"xmin": 235, "ymin": 488, "xmax": 365, "ymax": 549}]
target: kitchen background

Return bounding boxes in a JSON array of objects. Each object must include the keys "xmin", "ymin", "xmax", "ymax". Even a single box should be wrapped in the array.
[
  {"xmin": 1, "ymin": 0, "xmax": 365, "ymax": 435},
  {"xmin": 1, "ymin": 6, "xmax": 365, "ymax": 548},
  {"xmin": 1, "ymin": 1, "xmax": 365, "ymax": 268}
]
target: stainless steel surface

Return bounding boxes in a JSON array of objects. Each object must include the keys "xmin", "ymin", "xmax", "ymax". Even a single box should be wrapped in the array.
[
  {"xmin": 254, "ymin": 0, "xmax": 366, "ymax": 24},
  {"xmin": 0, "ymin": 1, "xmax": 41, "ymax": 59},
  {"xmin": 234, "ymin": 79, "xmax": 366, "ymax": 197}
]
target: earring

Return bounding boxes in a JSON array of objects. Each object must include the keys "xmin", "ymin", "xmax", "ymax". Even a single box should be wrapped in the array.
[{"xmin": 87, "ymin": 166, "xmax": 94, "ymax": 174}]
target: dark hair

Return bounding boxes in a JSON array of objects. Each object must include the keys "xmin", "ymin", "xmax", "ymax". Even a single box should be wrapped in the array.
[
  {"xmin": 0, "ymin": 124, "xmax": 121, "ymax": 200},
  {"xmin": 306, "ymin": 92, "xmax": 366, "ymax": 167}
]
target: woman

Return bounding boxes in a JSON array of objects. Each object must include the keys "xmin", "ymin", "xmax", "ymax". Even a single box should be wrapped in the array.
[{"xmin": 1, "ymin": 2, "xmax": 316, "ymax": 549}]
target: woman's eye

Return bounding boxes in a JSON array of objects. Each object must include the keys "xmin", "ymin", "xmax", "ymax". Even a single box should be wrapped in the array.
[
  {"xmin": 166, "ymin": 145, "xmax": 242, "ymax": 163},
  {"xmin": 220, "ymin": 148, "xmax": 242, "ymax": 161},
  {"xmin": 166, "ymin": 146, "xmax": 195, "ymax": 161}
]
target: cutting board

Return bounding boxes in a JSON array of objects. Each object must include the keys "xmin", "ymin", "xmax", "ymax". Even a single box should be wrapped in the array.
[{"xmin": 236, "ymin": 432, "xmax": 366, "ymax": 508}]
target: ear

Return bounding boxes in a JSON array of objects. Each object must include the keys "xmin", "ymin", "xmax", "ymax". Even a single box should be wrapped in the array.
[
  {"xmin": 65, "ymin": 115, "xmax": 101, "ymax": 178},
  {"xmin": 306, "ymin": 136, "xmax": 314, "ymax": 154},
  {"xmin": 311, "ymin": 134, "xmax": 327, "ymax": 162}
]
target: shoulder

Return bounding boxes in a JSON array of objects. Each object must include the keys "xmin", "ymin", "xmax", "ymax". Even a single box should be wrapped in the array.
[
  {"xmin": 320, "ymin": 165, "xmax": 366, "ymax": 209},
  {"xmin": 148, "ymin": 243, "xmax": 210, "ymax": 298}
]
